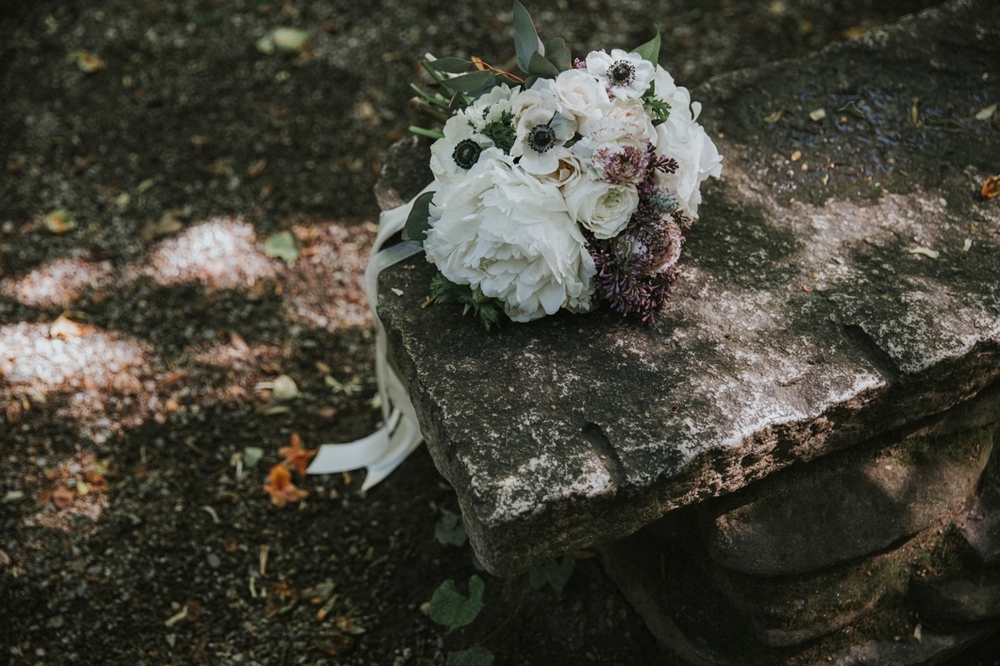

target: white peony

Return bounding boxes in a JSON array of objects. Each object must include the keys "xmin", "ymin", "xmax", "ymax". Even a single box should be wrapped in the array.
[
  {"xmin": 586, "ymin": 49, "xmax": 655, "ymax": 100},
  {"xmin": 563, "ymin": 175, "xmax": 639, "ymax": 239},
  {"xmin": 424, "ymin": 158, "xmax": 595, "ymax": 322},
  {"xmin": 651, "ymin": 66, "xmax": 723, "ymax": 218}
]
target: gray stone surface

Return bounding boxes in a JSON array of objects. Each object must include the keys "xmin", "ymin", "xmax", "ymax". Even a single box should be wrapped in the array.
[
  {"xmin": 697, "ymin": 408, "xmax": 996, "ymax": 577},
  {"xmin": 376, "ymin": 0, "xmax": 1000, "ymax": 576},
  {"xmin": 961, "ymin": 450, "xmax": 1000, "ymax": 564},
  {"xmin": 912, "ymin": 575, "xmax": 1000, "ymax": 622}
]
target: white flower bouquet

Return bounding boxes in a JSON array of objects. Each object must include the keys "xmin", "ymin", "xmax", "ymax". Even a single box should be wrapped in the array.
[{"xmin": 404, "ymin": 1, "xmax": 723, "ymax": 327}]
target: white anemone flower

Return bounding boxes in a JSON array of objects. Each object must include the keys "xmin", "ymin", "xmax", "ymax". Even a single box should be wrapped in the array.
[
  {"xmin": 429, "ymin": 114, "xmax": 499, "ymax": 186},
  {"xmin": 511, "ymin": 104, "xmax": 576, "ymax": 175},
  {"xmin": 586, "ymin": 49, "xmax": 655, "ymax": 100},
  {"xmin": 467, "ymin": 84, "xmax": 520, "ymax": 133}
]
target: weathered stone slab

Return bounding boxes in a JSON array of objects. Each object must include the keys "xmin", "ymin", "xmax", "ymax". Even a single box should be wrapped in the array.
[
  {"xmin": 697, "ymin": 403, "xmax": 996, "ymax": 577},
  {"xmin": 376, "ymin": 0, "xmax": 1000, "ymax": 576},
  {"xmin": 961, "ymin": 451, "xmax": 1000, "ymax": 564}
]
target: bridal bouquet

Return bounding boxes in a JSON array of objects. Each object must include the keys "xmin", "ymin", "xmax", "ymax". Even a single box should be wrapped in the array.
[{"xmin": 404, "ymin": 2, "xmax": 722, "ymax": 327}]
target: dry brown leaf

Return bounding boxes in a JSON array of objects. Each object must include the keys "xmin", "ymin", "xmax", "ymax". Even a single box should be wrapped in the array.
[
  {"xmin": 247, "ymin": 159, "xmax": 268, "ymax": 179},
  {"xmin": 278, "ymin": 433, "xmax": 316, "ymax": 477},
  {"xmin": 262, "ymin": 464, "xmax": 308, "ymax": 507},
  {"xmin": 52, "ymin": 486, "xmax": 75, "ymax": 509},
  {"xmin": 982, "ymin": 174, "xmax": 1000, "ymax": 200}
]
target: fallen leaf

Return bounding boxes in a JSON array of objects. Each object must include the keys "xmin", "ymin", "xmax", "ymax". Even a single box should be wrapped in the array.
[
  {"xmin": 909, "ymin": 247, "xmax": 940, "ymax": 259},
  {"xmin": 68, "ymin": 50, "xmax": 105, "ymax": 73},
  {"xmin": 808, "ymin": 108, "xmax": 826, "ymax": 122},
  {"xmin": 140, "ymin": 210, "xmax": 185, "ymax": 242},
  {"xmin": 43, "ymin": 208, "xmax": 77, "ymax": 234},
  {"xmin": 272, "ymin": 27, "xmax": 309, "ymax": 54},
  {"xmin": 243, "ymin": 446, "xmax": 264, "ymax": 469},
  {"xmin": 975, "ymin": 103, "xmax": 997, "ymax": 121},
  {"xmin": 52, "ymin": 486, "xmax": 75, "ymax": 509},
  {"xmin": 262, "ymin": 464, "xmax": 308, "ymax": 507},
  {"xmin": 247, "ymin": 159, "xmax": 267, "ymax": 179},
  {"xmin": 982, "ymin": 174, "xmax": 1000, "ymax": 200},
  {"xmin": 279, "ymin": 433, "xmax": 317, "ymax": 476},
  {"xmin": 263, "ymin": 231, "xmax": 299, "ymax": 262},
  {"xmin": 49, "ymin": 314, "xmax": 93, "ymax": 339}
]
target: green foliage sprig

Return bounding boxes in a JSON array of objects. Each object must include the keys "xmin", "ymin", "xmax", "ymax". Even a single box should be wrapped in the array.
[{"xmin": 430, "ymin": 274, "xmax": 504, "ymax": 331}]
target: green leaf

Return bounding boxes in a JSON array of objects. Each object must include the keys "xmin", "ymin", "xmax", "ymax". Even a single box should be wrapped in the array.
[
  {"xmin": 513, "ymin": 0, "xmax": 539, "ymax": 73},
  {"xmin": 408, "ymin": 126, "xmax": 445, "ymax": 140},
  {"xmin": 446, "ymin": 647, "xmax": 495, "ymax": 666},
  {"xmin": 429, "ymin": 576, "xmax": 484, "ymax": 632},
  {"xmin": 633, "ymin": 29, "xmax": 661, "ymax": 65},
  {"xmin": 528, "ymin": 554, "xmax": 576, "ymax": 591},
  {"xmin": 243, "ymin": 446, "xmax": 264, "ymax": 469},
  {"xmin": 643, "ymin": 82, "xmax": 671, "ymax": 126},
  {"xmin": 402, "ymin": 191, "xmax": 435, "ymax": 242},
  {"xmin": 430, "ymin": 274, "xmax": 503, "ymax": 330},
  {"xmin": 527, "ymin": 51, "xmax": 560, "ymax": 78},
  {"xmin": 545, "ymin": 46, "xmax": 572, "ymax": 73},
  {"xmin": 263, "ymin": 231, "xmax": 299, "ymax": 262},
  {"xmin": 443, "ymin": 70, "xmax": 496, "ymax": 93},
  {"xmin": 428, "ymin": 57, "xmax": 471, "ymax": 74},
  {"xmin": 543, "ymin": 38, "xmax": 566, "ymax": 54},
  {"xmin": 435, "ymin": 512, "xmax": 468, "ymax": 547}
]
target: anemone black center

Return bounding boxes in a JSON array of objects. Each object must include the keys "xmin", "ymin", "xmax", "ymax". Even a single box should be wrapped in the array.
[
  {"xmin": 610, "ymin": 60, "xmax": 636, "ymax": 86},
  {"xmin": 452, "ymin": 139, "xmax": 482, "ymax": 169},
  {"xmin": 528, "ymin": 124, "xmax": 556, "ymax": 153}
]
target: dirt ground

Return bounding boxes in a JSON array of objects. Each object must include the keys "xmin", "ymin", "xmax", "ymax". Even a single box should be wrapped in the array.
[{"xmin": 2, "ymin": 0, "xmax": 998, "ymax": 664}]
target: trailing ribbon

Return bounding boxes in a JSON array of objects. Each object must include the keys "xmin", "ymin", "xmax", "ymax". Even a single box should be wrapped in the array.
[{"xmin": 306, "ymin": 189, "xmax": 431, "ymax": 490}]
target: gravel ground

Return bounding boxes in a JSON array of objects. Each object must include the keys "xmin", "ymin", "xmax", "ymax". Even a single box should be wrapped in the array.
[{"xmin": 2, "ymin": 0, "xmax": 998, "ymax": 664}]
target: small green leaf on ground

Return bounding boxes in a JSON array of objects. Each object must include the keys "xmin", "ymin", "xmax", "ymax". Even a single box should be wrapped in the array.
[
  {"xmin": 528, "ymin": 553, "xmax": 575, "ymax": 591},
  {"xmin": 435, "ymin": 512, "xmax": 467, "ymax": 547},
  {"xmin": 429, "ymin": 575, "xmax": 484, "ymax": 632},
  {"xmin": 243, "ymin": 446, "xmax": 264, "ymax": 468},
  {"xmin": 264, "ymin": 231, "xmax": 299, "ymax": 262},
  {"xmin": 446, "ymin": 647, "xmax": 495, "ymax": 666},
  {"xmin": 975, "ymin": 103, "xmax": 997, "ymax": 121}
]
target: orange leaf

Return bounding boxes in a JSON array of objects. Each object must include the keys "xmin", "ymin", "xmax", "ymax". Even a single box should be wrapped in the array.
[
  {"xmin": 982, "ymin": 175, "xmax": 1000, "ymax": 200},
  {"xmin": 52, "ymin": 486, "xmax": 75, "ymax": 509},
  {"xmin": 278, "ymin": 432, "xmax": 317, "ymax": 477},
  {"xmin": 263, "ymin": 464, "xmax": 308, "ymax": 508}
]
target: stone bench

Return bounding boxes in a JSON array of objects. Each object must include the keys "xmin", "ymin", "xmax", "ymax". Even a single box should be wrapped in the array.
[{"xmin": 373, "ymin": 0, "xmax": 1000, "ymax": 663}]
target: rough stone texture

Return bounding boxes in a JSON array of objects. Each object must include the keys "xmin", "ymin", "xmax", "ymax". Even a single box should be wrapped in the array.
[
  {"xmin": 697, "ymin": 404, "xmax": 997, "ymax": 577},
  {"xmin": 376, "ymin": 0, "xmax": 1000, "ymax": 576},
  {"xmin": 912, "ymin": 575, "xmax": 1000, "ymax": 623},
  {"xmin": 597, "ymin": 509, "xmax": 998, "ymax": 666},
  {"xmin": 961, "ymin": 451, "xmax": 1000, "ymax": 564}
]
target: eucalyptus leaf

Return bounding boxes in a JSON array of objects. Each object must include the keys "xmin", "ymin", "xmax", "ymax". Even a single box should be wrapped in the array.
[
  {"xmin": 443, "ymin": 70, "xmax": 496, "ymax": 93},
  {"xmin": 263, "ymin": 231, "xmax": 299, "ymax": 262},
  {"xmin": 527, "ymin": 51, "xmax": 560, "ymax": 78},
  {"xmin": 545, "ymin": 46, "xmax": 572, "ymax": 73},
  {"xmin": 633, "ymin": 29, "xmax": 661, "ymax": 65},
  {"xmin": 428, "ymin": 57, "xmax": 471, "ymax": 74},
  {"xmin": 402, "ymin": 191, "xmax": 435, "ymax": 242},
  {"xmin": 408, "ymin": 126, "xmax": 445, "ymax": 140},
  {"xmin": 513, "ymin": 0, "xmax": 539, "ymax": 73},
  {"xmin": 429, "ymin": 576, "xmax": 484, "ymax": 632},
  {"xmin": 544, "ymin": 38, "xmax": 566, "ymax": 54}
]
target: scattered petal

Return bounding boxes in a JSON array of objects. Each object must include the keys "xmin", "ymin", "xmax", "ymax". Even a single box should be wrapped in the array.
[
  {"xmin": 790, "ymin": 150, "xmax": 802, "ymax": 162},
  {"xmin": 808, "ymin": 108, "xmax": 826, "ymax": 122},
  {"xmin": 278, "ymin": 433, "xmax": 317, "ymax": 476},
  {"xmin": 963, "ymin": 238, "xmax": 972, "ymax": 252},
  {"xmin": 49, "ymin": 314, "xmax": 93, "ymax": 339},
  {"xmin": 272, "ymin": 27, "xmax": 309, "ymax": 54},
  {"xmin": 271, "ymin": 375, "xmax": 299, "ymax": 400},
  {"xmin": 262, "ymin": 464, "xmax": 308, "ymax": 507},
  {"xmin": 909, "ymin": 247, "xmax": 939, "ymax": 259},
  {"xmin": 243, "ymin": 446, "xmax": 264, "ymax": 469}
]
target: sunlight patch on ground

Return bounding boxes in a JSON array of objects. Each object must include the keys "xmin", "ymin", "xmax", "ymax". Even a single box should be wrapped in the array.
[
  {"xmin": 140, "ymin": 217, "xmax": 278, "ymax": 290},
  {"xmin": 0, "ymin": 256, "xmax": 113, "ymax": 309},
  {"xmin": 282, "ymin": 222, "xmax": 375, "ymax": 331},
  {"xmin": 0, "ymin": 322, "xmax": 156, "ymax": 441}
]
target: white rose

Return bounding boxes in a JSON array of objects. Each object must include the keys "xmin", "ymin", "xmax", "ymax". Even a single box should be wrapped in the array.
[
  {"xmin": 564, "ymin": 175, "xmax": 639, "ymax": 240},
  {"xmin": 424, "ymin": 159, "xmax": 595, "ymax": 322},
  {"xmin": 551, "ymin": 69, "xmax": 611, "ymax": 136}
]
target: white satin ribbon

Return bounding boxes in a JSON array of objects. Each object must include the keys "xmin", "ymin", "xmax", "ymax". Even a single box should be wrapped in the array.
[{"xmin": 307, "ymin": 187, "xmax": 432, "ymax": 490}]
